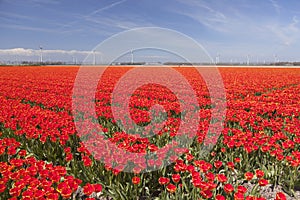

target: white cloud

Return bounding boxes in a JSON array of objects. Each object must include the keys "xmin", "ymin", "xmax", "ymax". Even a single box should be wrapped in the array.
[
  {"xmin": 269, "ymin": 0, "xmax": 281, "ymax": 14},
  {"xmin": 0, "ymin": 48, "xmax": 91, "ymax": 56},
  {"xmin": 267, "ymin": 16, "xmax": 300, "ymax": 46},
  {"xmin": 0, "ymin": 48, "xmax": 100, "ymax": 63},
  {"xmin": 168, "ymin": 0, "xmax": 300, "ymax": 60}
]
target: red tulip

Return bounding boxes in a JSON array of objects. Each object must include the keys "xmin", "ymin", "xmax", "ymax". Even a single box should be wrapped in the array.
[
  {"xmin": 255, "ymin": 169, "xmax": 264, "ymax": 178},
  {"xmin": 244, "ymin": 172, "xmax": 254, "ymax": 181},
  {"xmin": 83, "ymin": 183, "xmax": 94, "ymax": 196},
  {"xmin": 258, "ymin": 179, "xmax": 268, "ymax": 186},
  {"xmin": 275, "ymin": 192, "xmax": 286, "ymax": 200},
  {"xmin": 132, "ymin": 176, "xmax": 141, "ymax": 185},
  {"xmin": 171, "ymin": 174, "xmax": 181, "ymax": 183},
  {"xmin": 158, "ymin": 177, "xmax": 170, "ymax": 185},
  {"xmin": 166, "ymin": 184, "xmax": 176, "ymax": 193},
  {"xmin": 224, "ymin": 183, "xmax": 234, "ymax": 194},
  {"xmin": 217, "ymin": 174, "xmax": 227, "ymax": 183}
]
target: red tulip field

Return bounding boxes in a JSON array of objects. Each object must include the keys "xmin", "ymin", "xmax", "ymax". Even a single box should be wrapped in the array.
[{"xmin": 0, "ymin": 66, "xmax": 299, "ymax": 200}]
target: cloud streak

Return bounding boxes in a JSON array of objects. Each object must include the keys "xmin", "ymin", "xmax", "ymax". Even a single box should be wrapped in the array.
[
  {"xmin": 269, "ymin": 0, "xmax": 281, "ymax": 14},
  {"xmin": 60, "ymin": 0, "xmax": 127, "ymax": 31},
  {"xmin": 89, "ymin": 0, "xmax": 127, "ymax": 16},
  {"xmin": 0, "ymin": 24, "xmax": 60, "ymax": 33},
  {"xmin": 267, "ymin": 16, "xmax": 300, "ymax": 46},
  {"xmin": 172, "ymin": 0, "xmax": 230, "ymax": 33}
]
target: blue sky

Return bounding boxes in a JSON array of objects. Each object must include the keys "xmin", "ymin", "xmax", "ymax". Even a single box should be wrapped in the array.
[{"xmin": 1, "ymin": 0, "xmax": 300, "ymax": 63}]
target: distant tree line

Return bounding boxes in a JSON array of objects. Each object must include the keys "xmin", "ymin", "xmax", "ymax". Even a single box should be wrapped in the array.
[
  {"xmin": 21, "ymin": 61, "xmax": 67, "ymax": 65},
  {"xmin": 1, "ymin": 61, "xmax": 300, "ymax": 66}
]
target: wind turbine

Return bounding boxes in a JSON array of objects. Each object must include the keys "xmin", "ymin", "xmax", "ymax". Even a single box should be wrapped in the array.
[
  {"xmin": 93, "ymin": 50, "xmax": 96, "ymax": 65},
  {"xmin": 130, "ymin": 50, "xmax": 134, "ymax": 64},
  {"xmin": 100, "ymin": 53, "xmax": 103, "ymax": 64},
  {"xmin": 39, "ymin": 46, "xmax": 43, "ymax": 64},
  {"xmin": 273, "ymin": 54, "xmax": 278, "ymax": 65},
  {"xmin": 72, "ymin": 55, "xmax": 75, "ymax": 65},
  {"xmin": 215, "ymin": 53, "xmax": 220, "ymax": 65},
  {"xmin": 97, "ymin": 51, "xmax": 103, "ymax": 65},
  {"xmin": 247, "ymin": 54, "xmax": 250, "ymax": 65}
]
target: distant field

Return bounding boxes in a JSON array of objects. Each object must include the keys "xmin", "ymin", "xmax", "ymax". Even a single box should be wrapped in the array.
[{"xmin": 2, "ymin": 64, "xmax": 300, "ymax": 68}]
